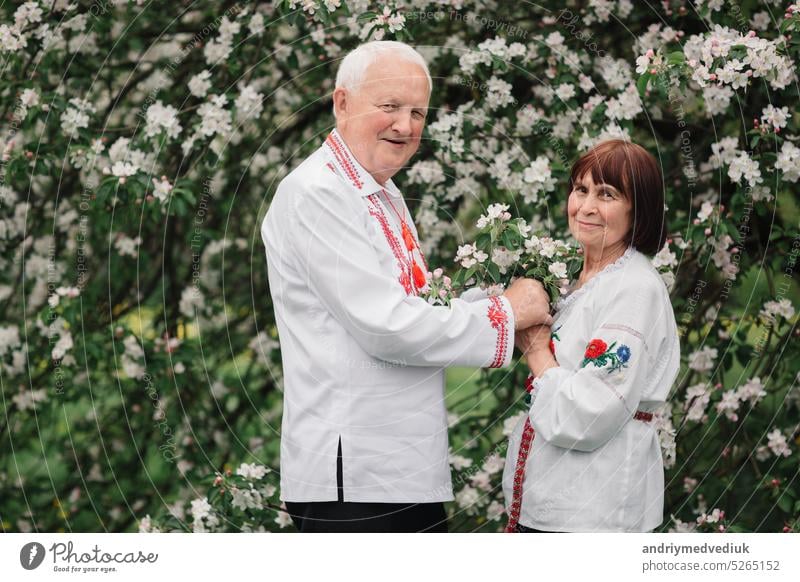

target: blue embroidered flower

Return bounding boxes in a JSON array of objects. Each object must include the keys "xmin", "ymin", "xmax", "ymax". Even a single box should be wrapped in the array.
[{"xmin": 616, "ymin": 345, "xmax": 631, "ymax": 364}]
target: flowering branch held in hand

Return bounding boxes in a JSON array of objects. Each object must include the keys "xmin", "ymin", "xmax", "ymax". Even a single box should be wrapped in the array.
[{"xmin": 449, "ymin": 203, "xmax": 582, "ymax": 306}]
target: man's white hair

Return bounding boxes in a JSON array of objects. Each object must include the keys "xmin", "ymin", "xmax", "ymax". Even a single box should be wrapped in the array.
[{"xmin": 332, "ymin": 41, "xmax": 432, "ymax": 118}]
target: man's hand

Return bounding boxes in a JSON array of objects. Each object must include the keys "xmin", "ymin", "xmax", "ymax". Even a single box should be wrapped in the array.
[
  {"xmin": 515, "ymin": 324, "xmax": 552, "ymax": 356},
  {"xmin": 503, "ymin": 278, "xmax": 552, "ymax": 329}
]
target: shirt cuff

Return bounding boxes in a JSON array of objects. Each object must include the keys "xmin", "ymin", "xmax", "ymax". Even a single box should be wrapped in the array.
[{"xmin": 531, "ymin": 365, "xmax": 563, "ymax": 394}]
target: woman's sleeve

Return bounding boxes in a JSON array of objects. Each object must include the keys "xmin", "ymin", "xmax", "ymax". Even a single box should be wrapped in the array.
[{"xmin": 528, "ymin": 279, "xmax": 668, "ymax": 452}]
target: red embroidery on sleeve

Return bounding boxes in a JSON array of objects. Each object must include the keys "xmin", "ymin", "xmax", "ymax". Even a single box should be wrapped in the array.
[{"xmin": 488, "ymin": 296, "xmax": 509, "ymax": 368}]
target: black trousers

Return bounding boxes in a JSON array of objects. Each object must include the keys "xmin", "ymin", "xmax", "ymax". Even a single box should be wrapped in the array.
[
  {"xmin": 285, "ymin": 438, "xmax": 449, "ymax": 533},
  {"xmin": 285, "ymin": 500, "xmax": 448, "ymax": 532}
]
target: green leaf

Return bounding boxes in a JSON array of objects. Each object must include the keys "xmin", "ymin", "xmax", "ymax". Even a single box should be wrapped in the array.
[
  {"xmin": 486, "ymin": 262, "xmax": 500, "ymax": 282},
  {"xmin": 636, "ymin": 72, "xmax": 652, "ymax": 97}
]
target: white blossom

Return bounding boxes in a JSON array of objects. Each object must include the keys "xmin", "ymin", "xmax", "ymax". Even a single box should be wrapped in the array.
[
  {"xmin": 114, "ymin": 235, "xmax": 141, "ymax": 258},
  {"xmin": 482, "ymin": 453, "xmax": 505, "ymax": 475},
  {"xmin": 145, "ymin": 101, "xmax": 182, "ymax": 140},
  {"xmin": 0, "ymin": 24, "xmax": 28, "ymax": 54},
  {"xmin": 455, "ymin": 485, "xmax": 480, "ymax": 510},
  {"xmin": 12, "ymin": 387, "xmax": 47, "ymax": 411},
  {"xmin": 486, "ymin": 500, "xmax": 505, "ymax": 521},
  {"xmin": 485, "ymin": 77, "xmax": 515, "ymax": 110},
  {"xmin": 179, "ymin": 286, "xmax": 205, "ymax": 318},
  {"xmin": 0, "ymin": 325, "xmax": 21, "ymax": 357},
  {"xmin": 197, "ymin": 94, "xmax": 232, "ymax": 137},
  {"xmin": 652, "ymin": 243, "xmax": 677, "ymax": 269},
  {"xmin": 715, "ymin": 389, "xmax": 740, "ymax": 421},
  {"xmin": 760, "ymin": 104, "xmax": 789, "ymax": 130},
  {"xmin": 151, "ymin": 177, "xmax": 173, "ymax": 204},
  {"xmin": 249, "ymin": 330, "xmax": 279, "ymax": 355},
  {"xmin": 688, "ymin": 346, "xmax": 717, "ymax": 372},
  {"xmin": 249, "ymin": 13, "xmax": 265, "ymax": 36},
  {"xmin": 235, "ymin": 84, "xmax": 264, "ymax": 121},
  {"xmin": 684, "ymin": 383, "xmax": 711, "ymax": 422},
  {"xmin": 231, "ymin": 487, "xmax": 262, "ymax": 511},
  {"xmin": 236, "ymin": 462, "xmax": 269, "ymax": 480},
  {"xmin": 702, "ymin": 85, "xmax": 734, "ymax": 116},
  {"xmin": 760, "ymin": 299, "xmax": 795, "ymax": 322},
  {"xmin": 188, "ymin": 70, "xmax": 213, "ymax": 98},
  {"xmin": 767, "ymin": 429, "xmax": 791, "ymax": 458},
  {"xmin": 697, "ymin": 508, "xmax": 725, "ymax": 525},
  {"xmin": 697, "ymin": 201, "xmax": 714, "ymax": 222},
  {"xmin": 727, "ymin": 151, "xmax": 762, "ymax": 187},
  {"xmin": 555, "ymin": 83, "xmax": 576, "ymax": 101},
  {"xmin": 548, "ymin": 261, "xmax": 568, "ymax": 279},
  {"xmin": 449, "ymin": 451, "xmax": 472, "ymax": 470},
  {"xmin": 274, "ymin": 508, "xmax": 292, "ymax": 528},
  {"xmin": 138, "ymin": 515, "xmax": 161, "ymax": 533},
  {"xmin": 503, "ymin": 411, "xmax": 526, "ymax": 436},
  {"xmin": 776, "ymin": 141, "xmax": 800, "ymax": 182},
  {"xmin": 736, "ymin": 377, "xmax": 766, "ymax": 405},
  {"xmin": 491, "ymin": 247, "xmax": 522, "ymax": 275}
]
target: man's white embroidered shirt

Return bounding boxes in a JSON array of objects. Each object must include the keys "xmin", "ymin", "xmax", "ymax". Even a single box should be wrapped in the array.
[{"xmin": 261, "ymin": 130, "xmax": 514, "ymax": 502}]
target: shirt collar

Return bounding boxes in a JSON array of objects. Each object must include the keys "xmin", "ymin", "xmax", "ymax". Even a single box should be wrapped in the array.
[{"xmin": 323, "ymin": 129, "xmax": 400, "ymax": 197}]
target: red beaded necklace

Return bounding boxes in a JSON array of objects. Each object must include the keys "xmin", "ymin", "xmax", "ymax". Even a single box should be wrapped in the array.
[{"xmin": 380, "ymin": 190, "xmax": 427, "ymax": 291}]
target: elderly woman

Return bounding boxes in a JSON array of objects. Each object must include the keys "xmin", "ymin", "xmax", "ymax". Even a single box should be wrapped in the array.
[{"xmin": 502, "ymin": 139, "xmax": 680, "ymax": 533}]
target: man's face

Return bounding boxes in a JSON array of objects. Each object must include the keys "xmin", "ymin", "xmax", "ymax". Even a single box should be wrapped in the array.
[{"xmin": 334, "ymin": 57, "xmax": 430, "ymax": 185}]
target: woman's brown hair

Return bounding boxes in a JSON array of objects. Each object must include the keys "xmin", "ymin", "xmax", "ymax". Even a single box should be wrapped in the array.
[{"xmin": 567, "ymin": 139, "xmax": 667, "ymax": 256}]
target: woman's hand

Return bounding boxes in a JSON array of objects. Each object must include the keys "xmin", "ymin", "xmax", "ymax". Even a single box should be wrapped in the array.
[
  {"xmin": 515, "ymin": 324, "xmax": 552, "ymax": 356},
  {"xmin": 516, "ymin": 324, "xmax": 559, "ymax": 379}
]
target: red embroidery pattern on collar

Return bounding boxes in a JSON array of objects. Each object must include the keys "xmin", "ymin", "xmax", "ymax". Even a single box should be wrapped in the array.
[
  {"xmin": 487, "ymin": 296, "xmax": 509, "ymax": 368},
  {"xmin": 325, "ymin": 132, "xmax": 363, "ymax": 190},
  {"xmin": 366, "ymin": 194, "xmax": 415, "ymax": 295}
]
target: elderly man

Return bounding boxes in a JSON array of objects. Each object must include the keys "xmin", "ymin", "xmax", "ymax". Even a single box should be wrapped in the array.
[{"xmin": 260, "ymin": 40, "xmax": 550, "ymax": 532}]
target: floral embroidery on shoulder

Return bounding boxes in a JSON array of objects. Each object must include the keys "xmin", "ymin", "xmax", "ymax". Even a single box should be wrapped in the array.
[{"xmin": 580, "ymin": 338, "xmax": 631, "ymax": 373}]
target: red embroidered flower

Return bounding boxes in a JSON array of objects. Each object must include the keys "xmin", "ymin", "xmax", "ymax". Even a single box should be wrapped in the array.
[{"xmin": 584, "ymin": 338, "xmax": 608, "ymax": 359}]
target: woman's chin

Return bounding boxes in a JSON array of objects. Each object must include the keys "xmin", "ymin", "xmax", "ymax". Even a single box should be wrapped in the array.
[{"xmin": 573, "ymin": 235, "xmax": 599, "ymax": 248}]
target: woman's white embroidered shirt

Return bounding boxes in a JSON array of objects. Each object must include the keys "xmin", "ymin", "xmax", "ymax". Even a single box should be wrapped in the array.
[{"xmin": 502, "ymin": 247, "xmax": 680, "ymax": 531}]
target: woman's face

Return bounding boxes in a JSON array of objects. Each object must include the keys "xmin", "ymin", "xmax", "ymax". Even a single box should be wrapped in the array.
[{"xmin": 567, "ymin": 171, "xmax": 633, "ymax": 253}]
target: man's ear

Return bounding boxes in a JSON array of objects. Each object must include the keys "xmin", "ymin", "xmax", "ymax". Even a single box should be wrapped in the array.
[{"xmin": 332, "ymin": 87, "xmax": 347, "ymax": 119}]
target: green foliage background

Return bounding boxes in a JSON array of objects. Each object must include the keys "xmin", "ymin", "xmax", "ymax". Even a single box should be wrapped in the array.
[{"xmin": 1, "ymin": 0, "xmax": 798, "ymax": 532}]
